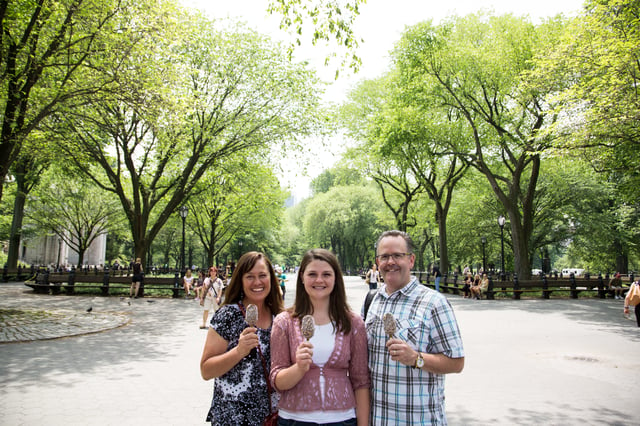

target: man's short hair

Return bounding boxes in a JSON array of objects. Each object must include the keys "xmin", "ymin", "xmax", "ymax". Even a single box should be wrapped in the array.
[{"xmin": 376, "ymin": 230, "xmax": 415, "ymax": 254}]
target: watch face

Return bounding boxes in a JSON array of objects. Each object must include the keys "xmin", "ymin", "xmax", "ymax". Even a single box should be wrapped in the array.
[{"xmin": 416, "ymin": 356, "xmax": 424, "ymax": 368}]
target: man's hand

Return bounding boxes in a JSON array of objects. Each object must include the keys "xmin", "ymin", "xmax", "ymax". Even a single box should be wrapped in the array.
[{"xmin": 386, "ymin": 337, "xmax": 417, "ymax": 367}]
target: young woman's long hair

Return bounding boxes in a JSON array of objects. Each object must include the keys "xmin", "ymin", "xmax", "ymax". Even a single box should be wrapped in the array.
[
  {"xmin": 223, "ymin": 251, "xmax": 283, "ymax": 316},
  {"xmin": 292, "ymin": 248, "xmax": 352, "ymax": 334}
]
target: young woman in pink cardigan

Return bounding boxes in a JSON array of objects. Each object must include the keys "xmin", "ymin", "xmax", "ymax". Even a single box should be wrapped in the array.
[{"xmin": 270, "ymin": 249, "xmax": 370, "ymax": 426}]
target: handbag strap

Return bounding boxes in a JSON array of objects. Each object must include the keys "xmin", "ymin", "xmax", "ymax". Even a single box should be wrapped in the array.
[
  {"xmin": 238, "ymin": 303, "xmax": 274, "ymax": 414},
  {"xmin": 207, "ymin": 278, "xmax": 219, "ymax": 297}
]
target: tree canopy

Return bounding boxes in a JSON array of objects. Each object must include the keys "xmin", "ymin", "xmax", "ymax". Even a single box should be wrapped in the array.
[
  {"xmin": 47, "ymin": 7, "xmax": 321, "ymax": 266},
  {"xmin": 2, "ymin": 2, "xmax": 639, "ymax": 277}
]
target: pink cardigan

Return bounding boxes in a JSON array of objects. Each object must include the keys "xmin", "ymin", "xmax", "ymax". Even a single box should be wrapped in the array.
[{"xmin": 270, "ymin": 311, "xmax": 370, "ymax": 412}]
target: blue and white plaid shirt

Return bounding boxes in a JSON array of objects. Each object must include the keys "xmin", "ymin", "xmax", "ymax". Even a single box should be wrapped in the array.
[{"xmin": 365, "ymin": 277, "xmax": 464, "ymax": 425}]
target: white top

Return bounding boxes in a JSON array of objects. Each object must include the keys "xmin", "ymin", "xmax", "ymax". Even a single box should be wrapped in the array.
[
  {"xmin": 310, "ymin": 322, "xmax": 334, "ymax": 366},
  {"xmin": 205, "ymin": 277, "xmax": 222, "ymax": 298}
]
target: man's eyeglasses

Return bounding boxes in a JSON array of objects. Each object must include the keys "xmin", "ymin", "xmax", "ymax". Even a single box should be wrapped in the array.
[{"xmin": 375, "ymin": 253, "xmax": 412, "ymax": 262}]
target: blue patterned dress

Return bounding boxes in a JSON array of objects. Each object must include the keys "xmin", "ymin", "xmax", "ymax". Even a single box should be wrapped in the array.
[{"xmin": 206, "ymin": 303, "xmax": 277, "ymax": 425}]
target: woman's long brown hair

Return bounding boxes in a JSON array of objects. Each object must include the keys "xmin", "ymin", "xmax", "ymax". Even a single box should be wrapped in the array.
[{"xmin": 292, "ymin": 248, "xmax": 352, "ymax": 334}]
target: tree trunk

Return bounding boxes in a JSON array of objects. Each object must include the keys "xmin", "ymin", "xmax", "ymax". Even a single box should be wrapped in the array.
[
  {"xmin": 6, "ymin": 157, "xmax": 38, "ymax": 268},
  {"xmin": 207, "ymin": 221, "xmax": 217, "ymax": 267},
  {"xmin": 435, "ymin": 204, "xmax": 449, "ymax": 274},
  {"xmin": 478, "ymin": 152, "xmax": 540, "ymax": 281},
  {"xmin": 417, "ymin": 229, "xmax": 431, "ymax": 272},
  {"xmin": 76, "ymin": 248, "xmax": 86, "ymax": 269},
  {"xmin": 6, "ymin": 187, "xmax": 26, "ymax": 268},
  {"xmin": 613, "ymin": 239, "xmax": 627, "ymax": 274},
  {"xmin": 133, "ymin": 240, "xmax": 147, "ymax": 270}
]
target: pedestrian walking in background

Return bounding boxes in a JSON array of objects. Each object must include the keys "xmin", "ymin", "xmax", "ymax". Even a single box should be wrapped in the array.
[
  {"xmin": 270, "ymin": 248, "xmax": 370, "ymax": 425},
  {"xmin": 365, "ymin": 264, "xmax": 380, "ymax": 290},
  {"xmin": 194, "ymin": 269, "xmax": 205, "ymax": 300},
  {"xmin": 365, "ymin": 230, "xmax": 464, "ymax": 425},
  {"xmin": 432, "ymin": 264, "xmax": 442, "ymax": 292},
  {"xmin": 200, "ymin": 267, "xmax": 222, "ymax": 329},
  {"xmin": 200, "ymin": 251, "xmax": 283, "ymax": 425},
  {"xmin": 130, "ymin": 258, "xmax": 143, "ymax": 298},
  {"xmin": 624, "ymin": 278, "xmax": 640, "ymax": 327},
  {"xmin": 277, "ymin": 267, "xmax": 288, "ymax": 299}
]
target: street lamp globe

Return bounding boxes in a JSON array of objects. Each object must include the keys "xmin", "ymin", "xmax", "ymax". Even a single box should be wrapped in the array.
[{"xmin": 179, "ymin": 205, "xmax": 189, "ymax": 218}]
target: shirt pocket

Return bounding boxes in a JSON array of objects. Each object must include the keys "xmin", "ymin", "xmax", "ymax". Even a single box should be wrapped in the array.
[{"xmin": 396, "ymin": 318, "xmax": 423, "ymax": 347}]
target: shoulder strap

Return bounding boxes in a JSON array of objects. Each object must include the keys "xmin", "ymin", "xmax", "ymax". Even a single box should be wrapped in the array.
[
  {"xmin": 363, "ymin": 289, "xmax": 378, "ymax": 320},
  {"xmin": 237, "ymin": 303, "xmax": 274, "ymax": 413}
]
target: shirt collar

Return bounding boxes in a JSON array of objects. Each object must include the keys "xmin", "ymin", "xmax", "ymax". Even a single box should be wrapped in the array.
[{"xmin": 382, "ymin": 276, "xmax": 418, "ymax": 297}]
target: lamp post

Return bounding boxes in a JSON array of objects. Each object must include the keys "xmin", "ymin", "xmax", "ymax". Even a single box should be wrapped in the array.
[
  {"xmin": 498, "ymin": 215, "xmax": 506, "ymax": 281},
  {"xmin": 374, "ymin": 241, "xmax": 377, "ymax": 263},
  {"xmin": 481, "ymin": 236, "xmax": 487, "ymax": 273},
  {"xmin": 57, "ymin": 237, "xmax": 62, "ymax": 270},
  {"xmin": 179, "ymin": 206, "xmax": 188, "ymax": 276}
]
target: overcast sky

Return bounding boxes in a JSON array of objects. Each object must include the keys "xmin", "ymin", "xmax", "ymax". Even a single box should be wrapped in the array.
[{"xmin": 181, "ymin": 0, "xmax": 586, "ymax": 199}]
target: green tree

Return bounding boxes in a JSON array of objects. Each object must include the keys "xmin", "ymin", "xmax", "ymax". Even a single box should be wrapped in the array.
[
  {"xmin": 341, "ymin": 75, "xmax": 471, "ymax": 273},
  {"xmin": 267, "ymin": 0, "xmax": 366, "ymax": 75},
  {"xmin": 187, "ymin": 156, "xmax": 287, "ymax": 267},
  {"xmin": 531, "ymin": 0, "xmax": 640, "ymax": 202},
  {"xmin": 277, "ymin": 201, "xmax": 308, "ymax": 266},
  {"xmin": 152, "ymin": 218, "xmax": 181, "ymax": 269},
  {"xmin": 5, "ymin": 143, "xmax": 49, "ymax": 268},
  {"xmin": 0, "ymin": 0, "xmax": 138, "ymax": 203},
  {"xmin": 340, "ymin": 78, "xmax": 426, "ymax": 234},
  {"xmin": 558, "ymin": 164, "xmax": 639, "ymax": 274},
  {"xmin": 393, "ymin": 13, "xmax": 567, "ymax": 279},
  {"xmin": 309, "ymin": 165, "xmax": 365, "ymax": 195},
  {"xmin": 50, "ymin": 10, "xmax": 321, "ymax": 266},
  {"xmin": 27, "ymin": 169, "xmax": 124, "ymax": 267},
  {"xmin": 303, "ymin": 184, "xmax": 385, "ymax": 271}
]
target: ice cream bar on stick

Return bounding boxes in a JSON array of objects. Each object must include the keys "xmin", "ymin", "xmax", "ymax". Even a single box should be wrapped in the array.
[
  {"xmin": 245, "ymin": 304, "xmax": 258, "ymax": 327},
  {"xmin": 383, "ymin": 313, "xmax": 396, "ymax": 338},
  {"xmin": 301, "ymin": 315, "xmax": 315, "ymax": 341}
]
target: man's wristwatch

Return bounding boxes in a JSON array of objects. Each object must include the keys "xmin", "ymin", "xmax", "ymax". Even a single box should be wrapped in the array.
[{"xmin": 414, "ymin": 352, "xmax": 424, "ymax": 369}]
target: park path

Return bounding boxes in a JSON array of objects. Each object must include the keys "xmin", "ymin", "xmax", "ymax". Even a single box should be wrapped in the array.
[{"xmin": 1, "ymin": 278, "xmax": 638, "ymax": 425}]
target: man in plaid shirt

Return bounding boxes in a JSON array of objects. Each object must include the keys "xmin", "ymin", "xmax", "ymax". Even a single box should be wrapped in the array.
[{"xmin": 365, "ymin": 230, "xmax": 465, "ymax": 425}]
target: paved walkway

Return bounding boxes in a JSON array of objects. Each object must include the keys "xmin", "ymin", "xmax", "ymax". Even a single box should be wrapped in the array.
[{"xmin": 1, "ymin": 279, "xmax": 638, "ymax": 425}]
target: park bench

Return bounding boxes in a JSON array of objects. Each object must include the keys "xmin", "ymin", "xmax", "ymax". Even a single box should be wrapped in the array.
[
  {"xmin": 2, "ymin": 265, "xmax": 39, "ymax": 282},
  {"xmin": 489, "ymin": 274, "xmax": 631, "ymax": 300},
  {"xmin": 413, "ymin": 270, "xmax": 632, "ymax": 300},
  {"xmin": 414, "ymin": 271, "xmax": 463, "ymax": 295},
  {"xmin": 24, "ymin": 269, "xmax": 185, "ymax": 298}
]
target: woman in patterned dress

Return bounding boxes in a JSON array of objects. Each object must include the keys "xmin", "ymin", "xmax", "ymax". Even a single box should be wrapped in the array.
[{"xmin": 200, "ymin": 251, "xmax": 284, "ymax": 425}]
